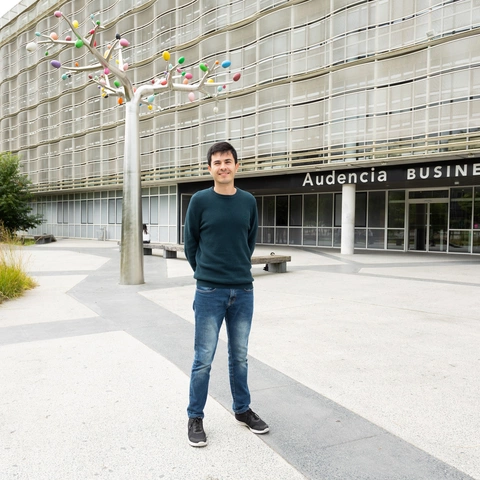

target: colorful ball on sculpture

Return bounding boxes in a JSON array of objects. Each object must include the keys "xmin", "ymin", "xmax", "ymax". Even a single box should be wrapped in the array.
[
  {"xmin": 118, "ymin": 98, "xmax": 123, "ymax": 105},
  {"xmin": 148, "ymin": 95, "xmax": 155, "ymax": 103},
  {"xmin": 199, "ymin": 63, "xmax": 208, "ymax": 72},
  {"xmin": 148, "ymin": 105, "xmax": 153, "ymax": 110},
  {"xmin": 50, "ymin": 60, "xmax": 61, "ymax": 68},
  {"xmin": 35, "ymin": 32, "xmax": 41, "ymax": 36},
  {"xmin": 162, "ymin": 51, "xmax": 170, "ymax": 61},
  {"xmin": 26, "ymin": 42, "xmax": 37, "ymax": 52},
  {"xmin": 65, "ymin": 35, "xmax": 72, "ymax": 41},
  {"xmin": 188, "ymin": 92, "xmax": 195, "ymax": 102},
  {"xmin": 72, "ymin": 20, "xmax": 79, "ymax": 28},
  {"xmin": 123, "ymin": 63, "xmax": 129, "ymax": 71},
  {"xmin": 54, "ymin": 11, "xmax": 62, "ymax": 17},
  {"xmin": 178, "ymin": 57, "xmax": 185, "ymax": 64},
  {"xmin": 207, "ymin": 78, "xmax": 214, "ymax": 83},
  {"xmin": 119, "ymin": 39, "xmax": 129, "ymax": 47},
  {"xmin": 75, "ymin": 39, "xmax": 84, "ymax": 48},
  {"xmin": 50, "ymin": 32, "xmax": 58, "ymax": 40},
  {"xmin": 114, "ymin": 80, "xmax": 120, "ymax": 87},
  {"xmin": 104, "ymin": 68, "xmax": 110, "ymax": 75},
  {"xmin": 160, "ymin": 79, "xmax": 167, "ymax": 85},
  {"xmin": 221, "ymin": 60, "xmax": 231, "ymax": 68},
  {"xmin": 233, "ymin": 72, "xmax": 241, "ymax": 82},
  {"xmin": 62, "ymin": 73, "xmax": 68, "ymax": 80}
]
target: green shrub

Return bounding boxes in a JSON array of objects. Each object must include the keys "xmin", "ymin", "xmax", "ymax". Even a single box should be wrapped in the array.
[{"xmin": 0, "ymin": 225, "xmax": 37, "ymax": 303}]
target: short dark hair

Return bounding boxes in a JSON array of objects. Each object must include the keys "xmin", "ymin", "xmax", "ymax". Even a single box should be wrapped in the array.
[{"xmin": 206, "ymin": 141, "xmax": 238, "ymax": 166}]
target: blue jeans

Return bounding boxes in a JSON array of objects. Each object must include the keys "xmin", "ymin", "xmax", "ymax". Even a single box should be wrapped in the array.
[{"xmin": 187, "ymin": 286, "xmax": 254, "ymax": 418}]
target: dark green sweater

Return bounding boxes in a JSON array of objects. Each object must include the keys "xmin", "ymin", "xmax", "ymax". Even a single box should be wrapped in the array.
[{"xmin": 184, "ymin": 187, "xmax": 258, "ymax": 288}]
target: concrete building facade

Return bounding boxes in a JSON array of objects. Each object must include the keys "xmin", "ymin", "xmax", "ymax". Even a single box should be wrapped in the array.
[{"xmin": 1, "ymin": 0, "xmax": 480, "ymax": 253}]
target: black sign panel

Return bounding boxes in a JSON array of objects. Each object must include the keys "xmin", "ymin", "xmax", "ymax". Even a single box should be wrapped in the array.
[{"xmin": 178, "ymin": 159, "xmax": 480, "ymax": 196}]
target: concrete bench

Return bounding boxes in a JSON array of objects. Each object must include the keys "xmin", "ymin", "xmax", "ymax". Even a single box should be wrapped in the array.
[
  {"xmin": 142, "ymin": 243, "xmax": 185, "ymax": 258},
  {"xmin": 21, "ymin": 234, "xmax": 56, "ymax": 244},
  {"xmin": 251, "ymin": 254, "xmax": 291, "ymax": 273},
  {"xmin": 122, "ymin": 242, "xmax": 291, "ymax": 273}
]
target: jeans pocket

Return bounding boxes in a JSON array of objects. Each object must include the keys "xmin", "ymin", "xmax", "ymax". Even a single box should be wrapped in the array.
[{"xmin": 196, "ymin": 286, "xmax": 216, "ymax": 293}]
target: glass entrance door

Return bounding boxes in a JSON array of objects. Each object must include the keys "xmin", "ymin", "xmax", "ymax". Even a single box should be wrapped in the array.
[{"xmin": 408, "ymin": 202, "xmax": 448, "ymax": 252}]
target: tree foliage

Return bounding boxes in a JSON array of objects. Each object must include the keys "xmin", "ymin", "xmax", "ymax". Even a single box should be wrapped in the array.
[{"xmin": 0, "ymin": 152, "xmax": 43, "ymax": 234}]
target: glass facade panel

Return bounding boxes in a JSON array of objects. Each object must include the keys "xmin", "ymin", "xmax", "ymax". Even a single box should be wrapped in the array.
[
  {"xmin": 276, "ymin": 227, "xmax": 288, "ymax": 244},
  {"xmin": 150, "ymin": 196, "xmax": 159, "ymax": 225},
  {"xmin": 450, "ymin": 188, "xmax": 473, "ymax": 229},
  {"xmin": 264, "ymin": 227, "xmax": 274, "ymax": 244},
  {"xmin": 367, "ymin": 229, "xmax": 385, "ymax": 249},
  {"xmin": 449, "ymin": 231, "xmax": 471, "ymax": 253},
  {"xmin": 303, "ymin": 228, "xmax": 317, "ymax": 246},
  {"xmin": 333, "ymin": 228, "xmax": 341, "ymax": 247},
  {"xmin": 388, "ymin": 191, "xmax": 405, "ymax": 228},
  {"xmin": 115, "ymin": 199, "xmax": 122, "ymax": 224},
  {"xmin": 276, "ymin": 196, "xmax": 288, "ymax": 227},
  {"xmin": 318, "ymin": 194, "xmax": 333, "ymax": 227},
  {"xmin": 387, "ymin": 229, "xmax": 405, "ymax": 250},
  {"xmin": 473, "ymin": 231, "xmax": 480, "ymax": 253},
  {"xmin": 474, "ymin": 187, "xmax": 480, "ymax": 230},
  {"xmin": 289, "ymin": 228, "xmax": 302, "ymax": 245},
  {"xmin": 354, "ymin": 229, "xmax": 366, "ymax": 248},
  {"xmin": 290, "ymin": 195, "xmax": 302, "ymax": 226},
  {"xmin": 303, "ymin": 194, "xmax": 317, "ymax": 226},
  {"xmin": 263, "ymin": 197, "xmax": 275, "ymax": 226},
  {"xmin": 368, "ymin": 191, "xmax": 385, "ymax": 228},
  {"xmin": 355, "ymin": 193, "xmax": 367, "ymax": 227},
  {"xmin": 334, "ymin": 193, "xmax": 342, "ymax": 227},
  {"xmin": 318, "ymin": 228, "xmax": 333, "ymax": 246}
]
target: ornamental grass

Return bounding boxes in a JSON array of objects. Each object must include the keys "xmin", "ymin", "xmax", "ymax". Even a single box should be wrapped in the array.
[{"xmin": 0, "ymin": 224, "xmax": 37, "ymax": 304}]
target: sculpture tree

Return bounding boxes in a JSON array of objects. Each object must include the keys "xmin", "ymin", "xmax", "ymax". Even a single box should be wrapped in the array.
[{"xmin": 27, "ymin": 11, "xmax": 241, "ymax": 285}]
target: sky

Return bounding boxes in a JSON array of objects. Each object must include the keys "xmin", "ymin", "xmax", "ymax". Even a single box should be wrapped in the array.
[{"xmin": 0, "ymin": 0, "xmax": 23, "ymax": 19}]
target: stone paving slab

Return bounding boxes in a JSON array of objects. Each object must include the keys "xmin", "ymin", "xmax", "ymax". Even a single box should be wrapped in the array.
[
  {"xmin": 1, "ymin": 239, "xmax": 479, "ymax": 480},
  {"xmin": 0, "ymin": 331, "xmax": 307, "ymax": 480}
]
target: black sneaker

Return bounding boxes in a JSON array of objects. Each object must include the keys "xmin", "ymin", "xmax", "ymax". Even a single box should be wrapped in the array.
[
  {"xmin": 235, "ymin": 409, "xmax": 269, "ymax": 434},
  {"xmin": 188, "ymin": 417, "xmax": 207, "ymax": 447}
]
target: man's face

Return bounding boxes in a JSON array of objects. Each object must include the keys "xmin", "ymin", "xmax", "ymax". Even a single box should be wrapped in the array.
[{"xmin": 208, "ymin": 151, "xmax": 239, "ymax": 185}]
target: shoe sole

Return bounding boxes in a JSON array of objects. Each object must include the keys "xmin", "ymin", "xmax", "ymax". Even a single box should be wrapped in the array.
[
  {"xmin": 235, "ymin": 419, "xmax": 269, "ymax": 434},
  {"xmin": 188, "ymin": 439, "xmax": 208, "ymax": 447}
]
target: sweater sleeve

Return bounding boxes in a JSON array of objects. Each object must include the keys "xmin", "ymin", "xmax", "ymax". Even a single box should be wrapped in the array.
[{"xmin": 183, "ymin": 195, "xmax": 200, "ymax": 272}]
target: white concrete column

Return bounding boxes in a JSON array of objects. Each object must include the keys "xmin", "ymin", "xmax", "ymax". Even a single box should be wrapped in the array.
[{"xmin": 341, "ymin": 183, "xmax": 356, "ymax": 255}]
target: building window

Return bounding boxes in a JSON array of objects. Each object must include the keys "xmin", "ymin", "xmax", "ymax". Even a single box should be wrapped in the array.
[{"xmin": 450, "ymin": 187, "xmax": 473, "ymax": 230}]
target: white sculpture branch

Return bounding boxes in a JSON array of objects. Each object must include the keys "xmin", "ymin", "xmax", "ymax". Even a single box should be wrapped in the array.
[{"xmin": 26, "ymin": 9, "xmax": 242, "ymax": 285}]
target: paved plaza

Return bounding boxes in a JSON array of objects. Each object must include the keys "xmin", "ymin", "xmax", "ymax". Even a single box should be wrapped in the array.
[{"xmin": 1, "ymin": 239, "xmax": 479, "ymax": 479}]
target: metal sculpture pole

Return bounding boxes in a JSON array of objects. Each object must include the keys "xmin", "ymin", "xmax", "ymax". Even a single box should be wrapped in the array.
[{"xmin": 27, "ymin": 11, "xmax": 241, "ymax": 285}]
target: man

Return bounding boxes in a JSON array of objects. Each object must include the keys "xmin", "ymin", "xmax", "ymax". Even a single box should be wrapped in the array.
[{"xmin": 184, "ymin": 141, "xmax": 269, "ymax": 447}]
